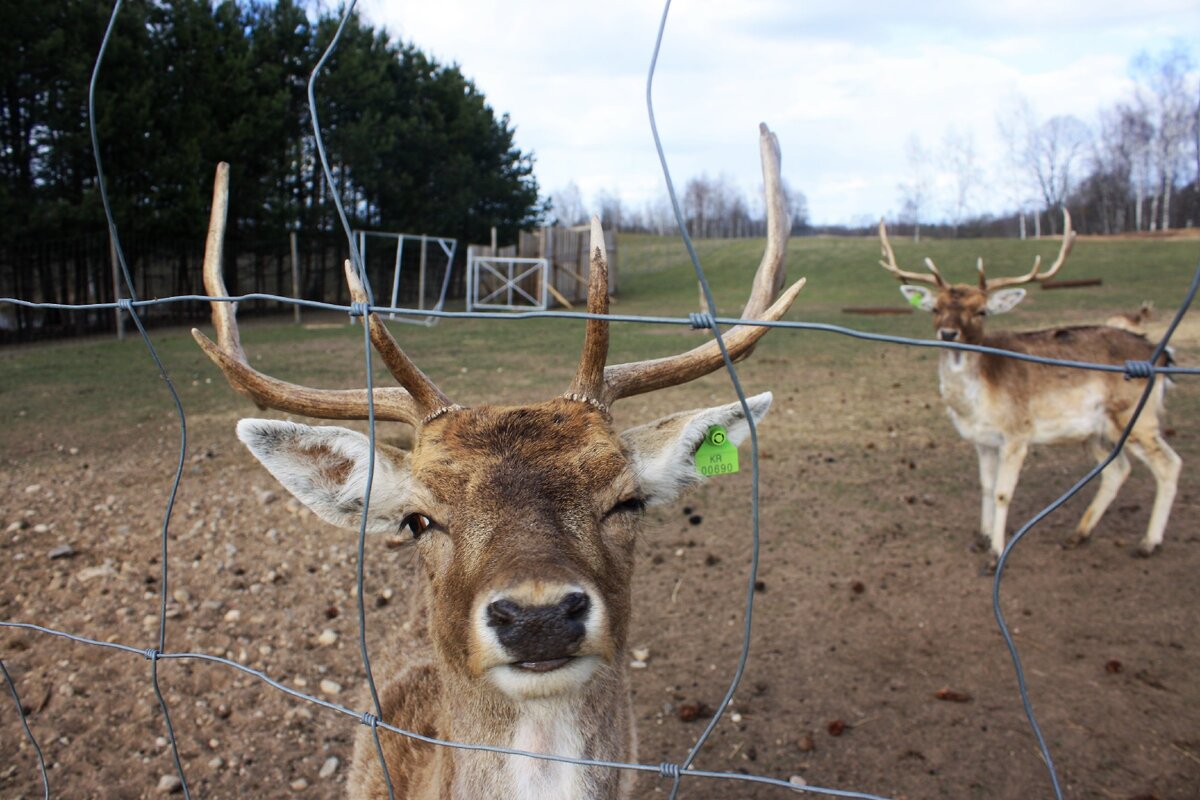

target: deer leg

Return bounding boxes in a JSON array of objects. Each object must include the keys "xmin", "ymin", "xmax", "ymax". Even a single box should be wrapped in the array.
[
  {"xmin": 974, "ymin": 443, "xmax": 1000, "ymax": 551},
  {"xmin": 987, "ymin": 440, "xmax": 1029, "ymax": 569},
  {"xmin": 1126, "ymin": 433, "xmax": 1181, "ymax": 556},
  {"xmin": 1066, "ymin": 437, "xmax": 1131, "ymax": 548}
]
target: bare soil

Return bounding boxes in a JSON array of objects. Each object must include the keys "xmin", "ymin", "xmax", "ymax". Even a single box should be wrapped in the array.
[{"xmin": 2, "ymin": 317, "xmax": 1199, "ymax": 800}]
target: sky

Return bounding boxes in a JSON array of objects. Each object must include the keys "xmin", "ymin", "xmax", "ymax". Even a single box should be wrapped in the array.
[{"xmin": 358, "ymin": 0, "xmax": 1200, "ymax": 226}]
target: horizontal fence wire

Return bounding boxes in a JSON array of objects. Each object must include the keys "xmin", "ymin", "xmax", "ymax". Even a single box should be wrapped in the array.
[{"xmin": 2, "ymin": 0, "xmax": 1199, "ymax": 798}]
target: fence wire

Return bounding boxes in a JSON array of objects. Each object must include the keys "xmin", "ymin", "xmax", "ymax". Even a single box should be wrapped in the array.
[{"xmin": 2, "ymin": 0, "xmax": 1200, "ymax": 798}]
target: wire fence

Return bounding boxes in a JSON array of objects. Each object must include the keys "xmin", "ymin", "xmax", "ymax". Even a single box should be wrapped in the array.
[{"xmin": 2, "ymin": 0, "xmax": 1199, "ymax": 798}]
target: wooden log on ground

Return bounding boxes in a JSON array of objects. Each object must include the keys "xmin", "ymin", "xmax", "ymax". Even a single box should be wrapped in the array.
[{"xmin": 1040, "ymin": 278, "xmax": 1103, "ymax": 290}]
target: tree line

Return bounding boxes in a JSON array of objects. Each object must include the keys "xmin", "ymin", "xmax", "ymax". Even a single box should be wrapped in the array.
[
  {"xmin": 549, "ymin": 175, "xmax": 809, "ymax": 239},
  {"xmin": 897, "ymin": 44, "xmax": 1200, "ymax": 239},
  {"xmin": 1, "ymin": 0, "xmax": 542, "ymax": 339}
]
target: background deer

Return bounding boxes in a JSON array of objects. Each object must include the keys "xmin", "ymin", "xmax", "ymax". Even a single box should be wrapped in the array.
[
  {"xmin": 879, "ymin": 210, "xmax": 1180, "ymax": 570},
  {"xmin": 192, "ymin": 125, "xmax": 803, "ymax": 799}
]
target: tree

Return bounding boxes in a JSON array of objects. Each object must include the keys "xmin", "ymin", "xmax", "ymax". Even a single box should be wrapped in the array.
[
  {"xmin": 940, "ymin": 127, "xmax": 983, "ymax": 236},
  {"xmin": 549, "ymin": 181, "xmax": 587, "ymax": 226},
  {"xmin": 897, "ymin": 134, "xmax": 932, "ymax": 241},
  {"xmin": 1131, "ymin": 45, "xmax": 1196, "ymax": 230},
  {"xmin": 999, "ymin": 96, "xmax": 1091, "ymax": 235}
]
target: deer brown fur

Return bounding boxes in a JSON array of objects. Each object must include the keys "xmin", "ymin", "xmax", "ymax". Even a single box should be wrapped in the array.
[
  {"xmin": 195, "ymin": 125, "xmax": 802, "ymax": 798},
  {"xmin": 880, "ymin": 211, "xmax": 1181, "ymax": 569}
]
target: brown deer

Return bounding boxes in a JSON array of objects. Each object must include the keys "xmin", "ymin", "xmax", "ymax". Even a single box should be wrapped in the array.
[
  {"xmin": 193, "ymin": 125, "xmax": 804, "ymax": 799},
  {"xmin": 879, "ymin": 210, "xmax": 1180, "ymax": 571}
]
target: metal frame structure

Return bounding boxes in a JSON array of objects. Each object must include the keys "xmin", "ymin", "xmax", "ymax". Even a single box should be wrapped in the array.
[
  {"xmin": 354, "ymin": 230, "xmax": 457, "ymax": 326},
  {"xmin": 466, "ymin": 254, "xmax": 549, "ymax": 312}
]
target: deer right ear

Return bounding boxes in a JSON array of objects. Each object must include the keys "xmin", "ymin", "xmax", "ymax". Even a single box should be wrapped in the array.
[
  {"xmin": 236, "ymin": 420, "xmax": 413, "ymax": 533},
  {"xmin": 899, "ymin": 285, "xmax": 935, "ymax": 312}
]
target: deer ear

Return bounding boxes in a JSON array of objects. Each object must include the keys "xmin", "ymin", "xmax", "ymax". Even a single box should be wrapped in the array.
[
  {"xmin": 985, "ymin": 288, "xmax": 1026, "ymax": 315},
  {"xmin": 899, "ymin": 285, "xmax": 935, "ymax": 312},
  {"xmin": 620, "ymin": 392, "xmax": 772, "ymax": 506},
  {"xmin": 236, "ymin": 420, "xmax": 412, "ymax": 533}
]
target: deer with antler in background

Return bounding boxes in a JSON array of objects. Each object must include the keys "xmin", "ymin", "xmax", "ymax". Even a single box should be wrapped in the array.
[
  {"xmin": 879, "ymin": 210, "xmax": 1180, "ymax": 571},
  {"xmin": 193, "ymin": 124, "xmax": 803, "ymax": 799}
]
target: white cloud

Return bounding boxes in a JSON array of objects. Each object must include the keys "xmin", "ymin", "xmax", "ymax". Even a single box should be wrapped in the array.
[{"xmin": 357, "ymin": 0, "xmax": 1200, "ymax": 225}]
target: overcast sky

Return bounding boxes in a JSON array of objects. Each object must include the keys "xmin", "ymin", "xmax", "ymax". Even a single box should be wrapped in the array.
[{"xmin": 358, "ymin": 1, "xmax": 1200, "ymax": 226}]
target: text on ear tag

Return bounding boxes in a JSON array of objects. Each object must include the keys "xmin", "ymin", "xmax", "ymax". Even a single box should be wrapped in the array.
[{"xmin": 696, "ymin": 425, "xmax": 739, "ymax": 477}]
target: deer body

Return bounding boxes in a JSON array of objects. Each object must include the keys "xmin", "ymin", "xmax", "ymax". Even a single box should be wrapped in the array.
[
  {"xmin": 880, "ymin": 212, "xmax": 1181, "ymax": 568},
  {"xmin": 194, "ymin": 126, "xmax": 801, "ymax": 798}
]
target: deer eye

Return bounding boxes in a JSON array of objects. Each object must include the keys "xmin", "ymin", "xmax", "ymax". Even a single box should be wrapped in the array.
[
  {"xmin": 606, "ymin": 497, "xmax": 646, "ymax": 518},
  {"xmin": 401, "ymin": 513, "xmax": 434, "ymax": 539}
]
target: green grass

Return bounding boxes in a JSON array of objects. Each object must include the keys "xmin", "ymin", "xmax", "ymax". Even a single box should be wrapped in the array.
[{"xmin": 2, "ymin": 232, "xmax": 1197, "ymax": 456}]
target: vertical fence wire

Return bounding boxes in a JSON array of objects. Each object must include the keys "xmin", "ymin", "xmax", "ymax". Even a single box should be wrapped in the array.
[{"xmin": 1, "ymin": 0, "xmax": 1199, "ymax": 798}]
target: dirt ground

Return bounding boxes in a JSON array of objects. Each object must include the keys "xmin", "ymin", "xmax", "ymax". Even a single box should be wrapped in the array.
[{"xmin": 2, "ymin": 314, "xmax": 1199, "ymax": 800}]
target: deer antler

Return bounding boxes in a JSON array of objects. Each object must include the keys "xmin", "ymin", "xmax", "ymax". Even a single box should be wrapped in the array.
[
  {"xmin": 191, "ymin": 163, "xmax": 449, "ymax": 426},
  {"xmin": 878, "ymin": 220, "xmax": 945, "ymax": 287},
  {"xmin": 570, "ymin": 123, "xmax": 806, "ymax": 407},
  {"xmin": 981, "ymin": 208, "xmax": 1076, "ymax": 290}
]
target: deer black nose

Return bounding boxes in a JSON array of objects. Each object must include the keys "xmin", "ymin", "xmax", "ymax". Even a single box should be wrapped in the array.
[
  {"xmin": 938, "ymin": 329, "xmax": 959, "ymax": 341},
  {"xmin": 486, "ymin": 592, "xmax": 590, "ymax": 663}
]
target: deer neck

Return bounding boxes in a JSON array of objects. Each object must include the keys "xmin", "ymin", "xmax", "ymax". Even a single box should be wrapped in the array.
[
  {"xmin": 436, "ymin": 659, "xmax": 634, "ymax": 800},
  {"xmin": 937, "ymin": 347, "xmax": 985, "ymax": 420}
]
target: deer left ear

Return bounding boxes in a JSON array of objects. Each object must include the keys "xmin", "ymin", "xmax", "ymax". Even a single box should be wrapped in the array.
[
  {"xmin": 620, "ymin": 392, "xmax": 772, "ymax": 506},
  {"xmin": 986, "ymin": 288, "xmax": 1026, "ymax": 315}
]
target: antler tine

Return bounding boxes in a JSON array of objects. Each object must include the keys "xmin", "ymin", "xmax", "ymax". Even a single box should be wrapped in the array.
[
  {"xmin": 566, "ymin": 216, "xmax": 610, "ymax": 405},
  {"xmin": 599, "ymin": 123, "xmax": 806, "ymax": 405},
  {"xmin": 878, "ymin": 219, "xmax": 943, "ymax": 286},
  {"xmin": 921, "ymin": 257, "xmax": 946, "ymax": 287},
  {"xmin": 976, "ymin": 257, "xmax": 986, "ymax": 290},
  {"xmin": 986, "ymin": 208, "xmax": 1075, "ymax": 290},
  {"xmin": 342, "ymin": 261, "xmax": 455, "ymax": 418},
  {"xmin": 191, "ymin": 163, "xmax": 424, "ymax": 425}
]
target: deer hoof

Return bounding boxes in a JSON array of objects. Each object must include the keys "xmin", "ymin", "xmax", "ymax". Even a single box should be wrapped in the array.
[
  {"xmin": 979, "ymin": 554, "xmax": 999, "ymax": 576},
  {"xmin": 968, "ymin": 537, "xmax": 989, "ymax": 554},
  {"xmin": 1061, "ymin": 532, "xmax": 1090, "ymax": 550},
  {"xmin": 1133, "ymin": 543, "xmax": 1162, "ymax": 559}
]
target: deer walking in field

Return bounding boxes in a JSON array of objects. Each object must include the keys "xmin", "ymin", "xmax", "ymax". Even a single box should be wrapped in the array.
[
  {"xmin": 194, "ymin": 125, "xmax": 803, "ymax": 799},
  {"xmin": 879, "ymin": 210, "xmax": 1180, "ymax": 571}
]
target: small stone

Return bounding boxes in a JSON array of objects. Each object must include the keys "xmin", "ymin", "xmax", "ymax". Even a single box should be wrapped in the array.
[
  {"xmin": 730, "ymin": 712, "xmax": 743, "ymax": 723},
  {"xmin": 318, "ymin": 756, "xmax": 339, "ymax": 779},
  {"xmin": 24, "ymin": 484, "xmax": 42, "ymax": 494},
  {"xmin": 6, "ymin": 520, "xmax": 29, "ymax": 533},
  {"xmin": 789, "ymin": 774, "xmax": 807, "ymax": 787},
  {"xmin": 77, "ymin": 564, "xmax": 117, "ymax": 582},
  {"xmin": 317, "ymin": 629, "xmax": 338, "ymax": 647},
  {"xmin": 319, "ymin": 679, "xmax": 342, "ymax": 696},
  {"xmin": 630, "ymin": 660, "xmax": 648, "ymax": 669},
  {"xmin": 223, "ymin": 609, "xmax": 241, "ymax": 623},
  {"xmin": 207, "ymin": 757, "xmax": 223, "ymax": 770},
  {"xmin": 48, "ymin": 544, "xmax": 77, "ymax": 560},
  {"xmin": 157, "ymin": 774, "xmax": 183, "ymax": 794},
  {"xmin": 290, "ymin": 777, "xmax": 309, "ymax": 791},
  {"xmin": 173, "ymin": 589, "xmax": 192, "ymax": 604},
  {"xmin": 796, "ymin": 733, "xmax": 816, "ymax": 752},
  {"xmin": 631, "ymin": 647, "xmax": 650, "ymax": 662},
  {"xmin": 33, "ymin": 524, "xmax": 50, "ymax": 534}
]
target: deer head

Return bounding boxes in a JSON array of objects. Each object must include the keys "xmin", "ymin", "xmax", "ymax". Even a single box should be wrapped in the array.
[
  {"xmin": 193, "ymin": 125, "xmax": 803, "ymax": 704},
  {"xmin": 879, "ymin": 209, "xmax": 1075, "ymax": 344}
]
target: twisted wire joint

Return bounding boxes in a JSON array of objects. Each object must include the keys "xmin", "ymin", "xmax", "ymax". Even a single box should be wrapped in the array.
[{"xmin": 1124, "ymin": 360, "xmax": 1154, "ymax": 380}]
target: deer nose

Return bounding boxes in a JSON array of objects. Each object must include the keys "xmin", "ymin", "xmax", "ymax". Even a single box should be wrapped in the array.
[
  {"xmin": 938, "ymin": 329, "xmax": 959, "ymax": 341},
  {"xmin": 486, "ymin": 591, "xmax": 590, "ymax": 663}
]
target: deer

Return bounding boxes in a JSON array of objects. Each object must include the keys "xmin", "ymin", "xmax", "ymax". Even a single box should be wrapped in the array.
[
  {"xmin": 878, "ymin": 209, "xmax": 1181, "ymax": 572},
  {"xmin": 191, "ymin": 124, "xmax": 804, "ymax": 799}
]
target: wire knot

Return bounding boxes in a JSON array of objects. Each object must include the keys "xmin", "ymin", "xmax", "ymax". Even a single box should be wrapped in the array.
[
  {"xmin": 360, "ymin": 712, "xmax": 379, "ymax": 728},
  {"xmin": 1124, "ymin": 360, "xmax": 1154, "ymax": 380},
  {"xmin": 117, "ymin": 298, "xmax": 134, "ymax": 312},
  {"xmin": 143, "ymin": 648, "xmax": 160, "ymax": 661},
  {"xmin": 659, "ymin": 762, "xmax": 682, "ymax": 780},
  {"xmin": 348, "ymin": 302, "xmax": 370, "ymax": 318},
  {"xmin": 688, "ymin": 312, "xmax": 716, "ymax": 330}
]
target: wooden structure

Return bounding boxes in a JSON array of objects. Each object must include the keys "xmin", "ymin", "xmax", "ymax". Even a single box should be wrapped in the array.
[{"xmin": 466, "ymin": 225, "xmax": 618, "ymax": 309}]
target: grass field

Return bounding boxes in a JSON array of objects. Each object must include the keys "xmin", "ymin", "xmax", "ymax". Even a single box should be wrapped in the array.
[{"xmin": 2, "ymin": 231, "xmax": 1200, "ymax": 799}]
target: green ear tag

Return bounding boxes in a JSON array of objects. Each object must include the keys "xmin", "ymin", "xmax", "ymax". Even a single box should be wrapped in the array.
[
  {"xmin": 696, "ymin": 425, "xmax": 739, "ymax": 477},
  {"xmin": 907, "ymin": 292, "xmax": 923, "ymax": 308}
]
